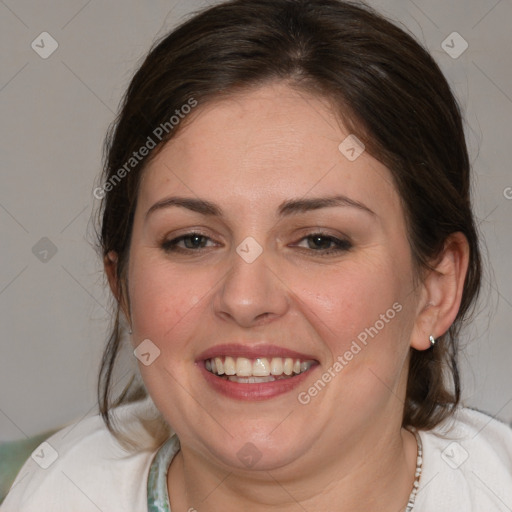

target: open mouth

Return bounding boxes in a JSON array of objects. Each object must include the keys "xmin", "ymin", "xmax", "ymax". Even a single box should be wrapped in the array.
[{"xmin": 204, "ymin": 356, "xmax": 316, "ymax": 383}]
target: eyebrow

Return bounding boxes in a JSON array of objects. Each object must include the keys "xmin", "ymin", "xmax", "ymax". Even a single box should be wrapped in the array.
[
  {"xmin": 146, "ymin": 197, "xmax": 221, "ymax": 218},
  {"xmin": 278, "ymin": 195, "xmax": 375, "ymax": 217},
  {"xmin": 145, "ymin": 194, "xmax": 375, "ymax": 220}
]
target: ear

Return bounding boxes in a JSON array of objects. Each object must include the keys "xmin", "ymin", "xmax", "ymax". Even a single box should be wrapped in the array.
[
  {"xmin": 104, "ymin": 251, "xmax": 130, "ymax": 322},
  {"xmin": 410, "ymin": 232, "xmax": 470, "ymax": 351},
  {"xmin": 104, "ymin": 251, "xmax": 120, "ymax": 300}
]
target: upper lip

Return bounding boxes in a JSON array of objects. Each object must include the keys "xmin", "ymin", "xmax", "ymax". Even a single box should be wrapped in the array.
[{"xmin": 196, "ymin": 344, "xmax": 318, "ymax": 362}]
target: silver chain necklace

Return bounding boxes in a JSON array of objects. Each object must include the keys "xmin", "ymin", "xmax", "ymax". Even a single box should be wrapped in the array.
[{"xmin": 405, "ymin": 427, "xmax": 423, "ymax": 511}]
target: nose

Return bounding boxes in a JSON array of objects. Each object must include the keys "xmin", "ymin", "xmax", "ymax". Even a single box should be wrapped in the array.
[{"xmin": 213, "ymin": 248, "xmax": 290, "ymax": 328}]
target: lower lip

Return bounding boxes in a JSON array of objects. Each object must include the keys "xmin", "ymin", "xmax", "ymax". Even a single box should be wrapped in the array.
[{"xmin": 199, "ymin": 363, "xmax": 318, "ymax": 400}]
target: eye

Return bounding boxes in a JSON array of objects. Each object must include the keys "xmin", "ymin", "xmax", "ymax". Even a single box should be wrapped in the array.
[
  {"xmin": 161, "ymin": 233, "xmax": 217, "ymax": 252},
  {"xmin": 294, "ymin": 233, "xmax": 352, "ymax": 255}
]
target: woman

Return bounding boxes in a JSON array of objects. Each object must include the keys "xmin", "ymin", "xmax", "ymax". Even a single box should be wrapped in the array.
[{"xmin": 3, "ymin": 0, "xmax": 511, "ymax": 510}]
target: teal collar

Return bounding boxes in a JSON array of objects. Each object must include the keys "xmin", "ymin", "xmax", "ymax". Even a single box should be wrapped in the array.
[{"xmin": 147, "ymin": 435, "xmax": 180, "ymax": 512}]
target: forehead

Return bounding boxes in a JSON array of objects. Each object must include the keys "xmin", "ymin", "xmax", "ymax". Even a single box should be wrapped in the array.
[{"xmin": 139, "ymin": 82, "xmax": 400, "ymax": 218}]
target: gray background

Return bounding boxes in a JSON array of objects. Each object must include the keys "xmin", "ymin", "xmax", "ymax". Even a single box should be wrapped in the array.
[{"xmin": 1, "ymin": 0, "xmax": 511, "ymax": 441}]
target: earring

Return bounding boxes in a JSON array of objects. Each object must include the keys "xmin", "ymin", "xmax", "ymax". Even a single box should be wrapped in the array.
[
  {"xmin": 128, "ymin": 326, "xmax": 133, "ymax": 335},
  {"xmin": 429, "ymin": 335, "xmax": 436, "ymax": 346}
]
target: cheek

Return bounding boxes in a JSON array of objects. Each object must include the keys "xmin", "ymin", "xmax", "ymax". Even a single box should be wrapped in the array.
[
  {"xmin": 128, "ymin": 255, "xmax": 211, "ymax": 345},
  {"xmin": 292, "ymin": 255, "xmax": 411, "ymax": 360}
]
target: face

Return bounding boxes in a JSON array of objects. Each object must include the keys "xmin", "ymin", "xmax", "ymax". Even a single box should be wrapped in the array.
[{"xmin": 125, "ymin": 82, "xmax": 422, "ymax": 473}]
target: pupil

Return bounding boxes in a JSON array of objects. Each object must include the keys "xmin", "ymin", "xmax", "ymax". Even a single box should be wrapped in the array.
[
  {"xmin": 186, "ymin": 235, "xmax": 205, "ymax": 248},
  {"xmin": 309, "ymin": 236, "xmax": 330, "ymax": 249}
]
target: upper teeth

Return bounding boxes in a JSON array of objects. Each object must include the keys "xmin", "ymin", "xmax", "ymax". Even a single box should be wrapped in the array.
[{"xmin": 205, "ymin": 356, "xmax": 313, "ymax": 377}]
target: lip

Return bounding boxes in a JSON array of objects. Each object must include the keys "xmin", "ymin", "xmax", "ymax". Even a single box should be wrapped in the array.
[
  {"xmin": 196, "ymin": 344, "xmax": 319, "ymax": 401},
  {"xmin": 196, "ymin": 343, "xmax": 318, "ymax": 362},
  {"xmin": 199, "ymin": 363, "xmax": 318, "ymax": 400}
]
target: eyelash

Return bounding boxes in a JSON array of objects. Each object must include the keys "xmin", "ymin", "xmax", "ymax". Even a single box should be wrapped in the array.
[
  {"xmin": 294, "ymin": 233, "xmax": 352, "ymax": 255},
  {"xmin": 161, "ymin": 232, "xmax": 217, "ymax": 253},
  {"xmin": 161, "ymin": 232, "xmax": 352, "ymax": 256}
]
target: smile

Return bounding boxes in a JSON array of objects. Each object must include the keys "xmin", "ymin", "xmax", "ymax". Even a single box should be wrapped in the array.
[{"xmin": 198, "ymin": 344, "xmax": 319, "ymax": 400}]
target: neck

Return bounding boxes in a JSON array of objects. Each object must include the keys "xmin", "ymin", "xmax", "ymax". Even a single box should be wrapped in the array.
[{"xmin": 167, "ymin": 423, "xmax": 418, "ymax": 512}]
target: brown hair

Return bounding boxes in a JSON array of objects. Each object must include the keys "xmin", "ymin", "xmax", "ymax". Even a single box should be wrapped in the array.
[{"xmin": 97, "ymin": 0, "xmax": 481, "ymax": 444}]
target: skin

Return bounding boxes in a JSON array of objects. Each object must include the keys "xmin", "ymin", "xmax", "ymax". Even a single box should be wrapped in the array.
[{"xmin": 106, "ymin": 81, "xmax": 469, "ymax": 511}]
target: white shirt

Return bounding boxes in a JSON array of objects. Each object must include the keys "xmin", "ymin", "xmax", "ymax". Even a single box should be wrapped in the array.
[
  {"xmin": 2, "ymin": 397, "xmax": 512, "ymax": 511},
  {"xmin": 414, "ymin": 407, "xmax": 512, "ymax": 511}
]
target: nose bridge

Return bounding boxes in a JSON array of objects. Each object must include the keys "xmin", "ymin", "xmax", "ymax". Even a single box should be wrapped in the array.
[{"xmin": 213, "ymin": 244, "xmax": 289, "ymax": 327}]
